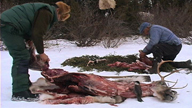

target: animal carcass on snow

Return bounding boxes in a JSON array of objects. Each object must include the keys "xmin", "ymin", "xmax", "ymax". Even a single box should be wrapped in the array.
[
  {"xmin": 29, "ymin": 61, "xmax": 187, "ymax": 104},
  {"xmin": 28, "ymin": 41, "xmax": 186, "ymax": 104}
]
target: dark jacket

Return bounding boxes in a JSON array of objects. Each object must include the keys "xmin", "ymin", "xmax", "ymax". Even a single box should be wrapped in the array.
[{"xmin": 1, "ymin": 3, "xmax": 58, "ymax": 54}]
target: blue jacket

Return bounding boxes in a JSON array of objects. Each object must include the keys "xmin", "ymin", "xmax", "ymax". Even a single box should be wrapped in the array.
[{"xmin": 143, "ymin": 25, "xmax": 181, "ymax": 54}]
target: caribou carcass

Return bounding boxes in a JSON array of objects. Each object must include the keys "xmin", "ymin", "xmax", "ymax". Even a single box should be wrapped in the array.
[
  {"xmin": 29, "ymin": 60, "xmax": 187, "ymax": 104},
  {"xmin": 28, "ymin": 41, "xmax": 186, "ymax": 104}
]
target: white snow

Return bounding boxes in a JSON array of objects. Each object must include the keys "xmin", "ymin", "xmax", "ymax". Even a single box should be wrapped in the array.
[{"xmin": 1, "ymin": 37, "xmax": 192, "ymax": 108}]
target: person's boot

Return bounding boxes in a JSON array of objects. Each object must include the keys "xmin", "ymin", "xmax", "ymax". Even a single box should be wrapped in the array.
[
  {"xmin": 12, "ymin": 89, "xmax": 39, "ymax": 102},
  {"xmin": 171, "ymin": 60, "xmax": 192, "ymax": 69},
  {"xmin": 148, "ymin": 60, "xmax": 158, "ymax": 74}
]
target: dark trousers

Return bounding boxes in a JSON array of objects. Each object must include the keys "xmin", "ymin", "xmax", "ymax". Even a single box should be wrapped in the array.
[
  {"xmin": 1, "ymin": 24, "xmax": 31, "ymax": 93},
  {"xmin": 151, "ymin": 43, "xmax": 182, "ymax": 62}
]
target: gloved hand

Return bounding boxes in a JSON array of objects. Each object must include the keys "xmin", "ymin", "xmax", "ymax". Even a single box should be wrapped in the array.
[
  {"xmin": 139, "ymin": 50, "xmax": 146, "ymax": 58},
  {"xmin": 139, "ymin": 50, "xmax": 153, "ymax": 66},
  {"xmin": 39, "ymin": 53, "xmax": 50, "ymax": 63}
]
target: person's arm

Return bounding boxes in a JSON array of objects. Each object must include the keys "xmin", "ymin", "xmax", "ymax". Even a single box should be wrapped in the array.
[
  {"xmin": 31, "ymin": 8, "xmax": 53, "ymax": 62},
  {"xmin": 31, "ymin": 8, "xmax": 53, "ymax": 54},
  {"xmin": 142, "ymin": 28, "xmax": 161, "ymax": 54}
]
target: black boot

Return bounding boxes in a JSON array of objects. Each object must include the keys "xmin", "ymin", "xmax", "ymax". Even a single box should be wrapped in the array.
[
  {"xmin": 171, "ymin": 60, "xmax": 192, "ymax": 69},
  {"xmin": 12, "ymin": 89, "xmax": 39, "ymax": 102},
  {"xmin": 148, "ymin": 60, "xmax": 158, "ymax": 74}
]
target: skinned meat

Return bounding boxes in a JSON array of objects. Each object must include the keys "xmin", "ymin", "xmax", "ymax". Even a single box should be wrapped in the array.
[
  {"xmin": 30, "ymin": 68, "xmax": 178, "ymax": 104},
  {"xmin": 41, "ymin": 69, "xmax": 153, "ymax": 99},
  {"xmin": 108, "ymin": 60, "xmax": 152, "ymax": 71}
]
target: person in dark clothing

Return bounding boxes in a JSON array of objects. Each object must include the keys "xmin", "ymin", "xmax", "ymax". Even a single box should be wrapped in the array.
[
  {"xmin": 139, "ymin": 22, "xmax": 192, "ymax": 73},
  {"xmin": 0, "ymin": 1, "xmax": 70, "ymax": 101}
]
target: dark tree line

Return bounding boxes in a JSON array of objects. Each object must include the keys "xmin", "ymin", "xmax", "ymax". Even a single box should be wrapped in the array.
[
  {"xmin": 1, "ymin": 0, "xmax": 191, "ymax": 12},
  {"xmin": 1, "ymin": 0, "xmax": 192, "ymax": 46}
]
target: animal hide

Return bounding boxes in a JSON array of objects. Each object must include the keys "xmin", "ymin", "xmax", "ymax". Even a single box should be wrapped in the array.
[
  {"xmin": 30, "ymin": 68, "xmax": 178, "ymax": 104},
  {"xmin": 99, "ymin": 0, "xmax": 116, "ymax": 10},
  {"xmin": 30, "ymin": 69, "xmax": 153, "ymax": 104},
  {"xmin": 27, "ymin": 40, "xmax": 49, "ymax": 71}
]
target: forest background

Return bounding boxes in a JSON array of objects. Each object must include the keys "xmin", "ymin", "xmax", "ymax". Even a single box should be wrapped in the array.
[{"xmin": 0, "ymin": 0, "xmax": 192, "ymax": 48}]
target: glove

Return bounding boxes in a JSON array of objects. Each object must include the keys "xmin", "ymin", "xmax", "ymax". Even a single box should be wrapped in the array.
[{"xmin": 139, "ymin": 50, "xmax": 146, "ymax": 58}]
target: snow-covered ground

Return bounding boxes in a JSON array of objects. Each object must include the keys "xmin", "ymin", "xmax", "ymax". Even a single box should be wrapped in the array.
[{"xmin": 1, "ymin": 37, "xmax": 192, "ymax": 108}]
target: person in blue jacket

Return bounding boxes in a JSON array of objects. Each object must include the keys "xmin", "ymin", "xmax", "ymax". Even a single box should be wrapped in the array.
[{"xmin": 139, "ymin": 22, "xmax": 191, "ymax": 73}]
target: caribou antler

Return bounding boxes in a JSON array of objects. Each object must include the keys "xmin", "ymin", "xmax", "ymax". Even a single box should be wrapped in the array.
[
  {"xmin": 169, "ymin": 79, "xmax": 188, "ymax": 89},
  {"xmin": 157, "ymin": 60, "xmax": 179, "ymax": 82},
  {"xmin": 157, "ymin": 60, "xmax": 188, "ymax": 89},
  {"xmin": 171, "ymin": 84, "xmax": 188, "ymax": 89}
]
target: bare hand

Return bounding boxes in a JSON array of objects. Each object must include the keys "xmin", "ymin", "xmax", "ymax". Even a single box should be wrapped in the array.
[{"xmin": 39, "ymin": 53, "xmax": 50, "ymax": 63}]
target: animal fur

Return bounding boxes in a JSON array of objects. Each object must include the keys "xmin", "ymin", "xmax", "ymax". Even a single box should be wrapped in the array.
[
  {"xmin": 30, "ymin": 78, "xmax": 125, "ymax": 104},
  {"xmin": 99, "ymin": 0, "xmax": 116, "ymax": 10}
]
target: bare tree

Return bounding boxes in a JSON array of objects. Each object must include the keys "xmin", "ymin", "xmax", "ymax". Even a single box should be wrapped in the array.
[{"xmin": 151, "ymin": 3, "xmax": 192, "ymax": 38}]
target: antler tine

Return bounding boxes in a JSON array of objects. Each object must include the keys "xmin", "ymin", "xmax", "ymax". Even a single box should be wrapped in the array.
[
  {"xmin": 157, "ymin": 60, "xmax": 165, "ymax": 81},
  {"xmin": 157, "ymin": 60, "xmax": 173, "ymax": 81},
  {"xmin": 169, "ymin": 79, "xmax": 178, "ymax": 88},
  {"xmin": 163, "ymin": 69, "xmax": 180, "ymax": 79},
  {"xmin": 171, "ymin": 83, "xmax": 188, "ymax": 89}
]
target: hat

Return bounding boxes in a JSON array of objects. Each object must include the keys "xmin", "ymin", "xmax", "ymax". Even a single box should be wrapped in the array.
[
  {"xmin": 139, "ymin": 22, "xmax": 151, "ymax": 34},
  {"xmin": 55, "ymin": 1, "xmax": 71, "ymax": 21}
]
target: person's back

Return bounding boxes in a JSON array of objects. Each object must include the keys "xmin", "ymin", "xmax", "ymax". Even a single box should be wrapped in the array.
[
  {"xmin": 150, "ymin": 25, "xmax": 181, "ymax": 46},
  {"xmin": 138, "ymin": 22, "xmax": 189, "ymax": 73},
  {"xmin": 1, "ymin": 3, "xmax": 57, "ymax": 35}
]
